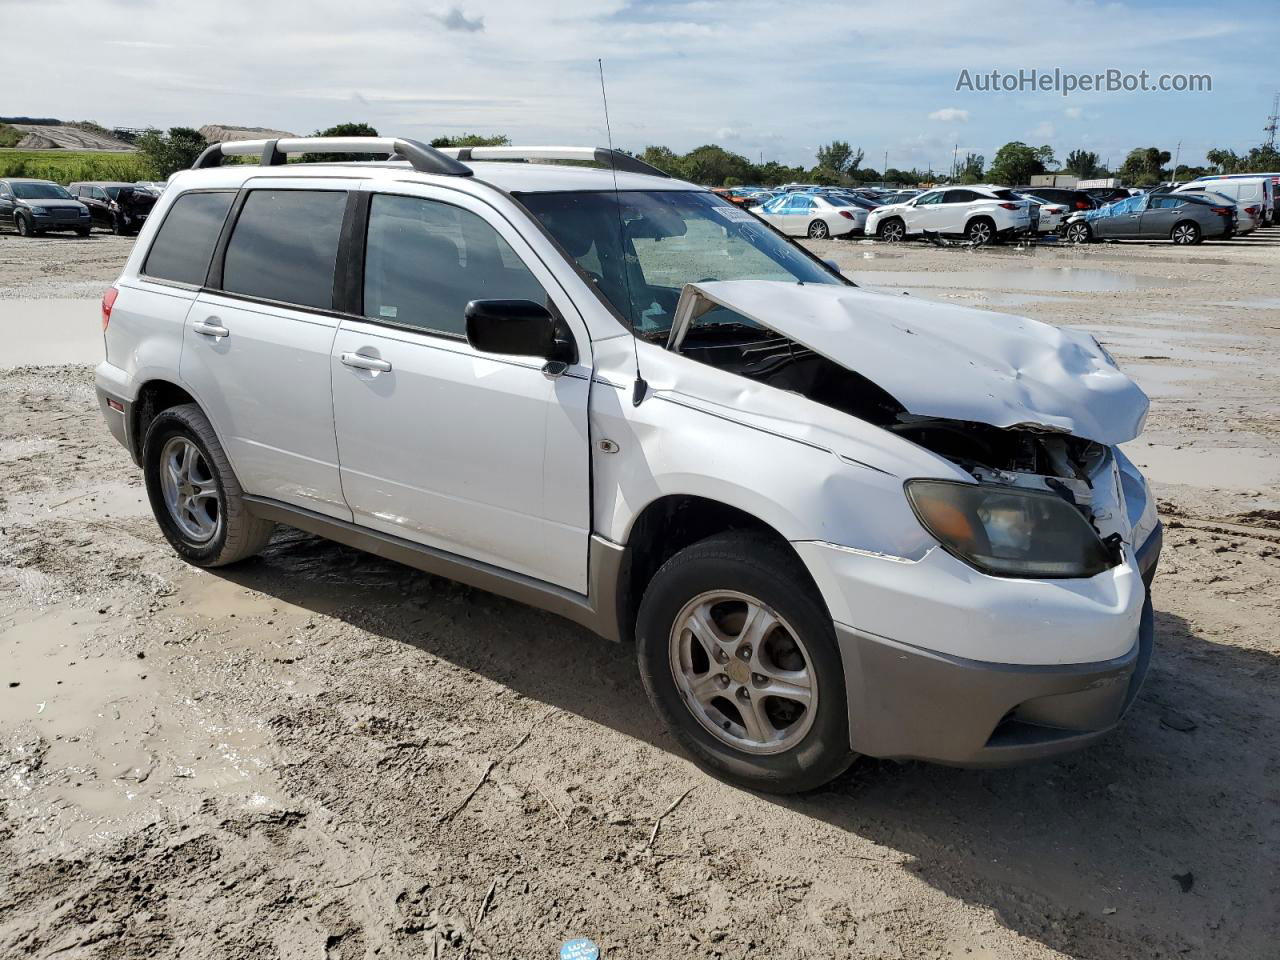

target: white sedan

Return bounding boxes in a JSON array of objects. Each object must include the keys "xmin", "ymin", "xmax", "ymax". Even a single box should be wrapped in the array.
[
  {"xmin": 750, "ymin": 192, "xmax": 866, "ymax": 239},
  {"xmin": 1016, "ymin": 193, "xmax": 1069, "ymax": 234}
]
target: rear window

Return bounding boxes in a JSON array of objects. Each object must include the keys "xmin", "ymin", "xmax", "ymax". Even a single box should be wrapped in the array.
[
  {"xmin": 143, "ymin": 191, "xmax": 236, "ymax": 286},
  {"xmin": 221, "ymin": 190, "xmax": 347, "ymax": 310}
]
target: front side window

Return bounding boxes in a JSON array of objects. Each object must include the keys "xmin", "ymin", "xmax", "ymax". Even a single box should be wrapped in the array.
[
  {"xmin": 916, "ymin": 192, "xmax": 942, "ymax": 206},
  {"xmin": 12, "ymin": 182, "xmax": 72, "ymax": 200},
  {"xmin": 362, "ymin": 193, "xmax": 546, "ymax": 337},
  {"xmin": 517, "ymin": 190, "xmax": 842, "ymax": 339},
  {"xmin": 222, "ymin": 190, "xmax": 347, "ymax": 310},
  {"xmin": 143, "ymin": 190, "xmax": 236, "ymax": 286}
]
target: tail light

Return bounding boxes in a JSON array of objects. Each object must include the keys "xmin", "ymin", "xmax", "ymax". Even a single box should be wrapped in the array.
[
  {"xmin": 1045, "ymin": 206, "xmax": 1065, "ymax": 214},
  {"xmin": 1245, "ymin": 205, "xmax": 1259, "ymax": 217},
  {"xmin": 998, "ymin": 202, "xmax": 1019, "ymax": 210},
  {"xmin": 1074, "ymin": 198, "xmax": 1091, "ymax": 209},
  {"xmin": 102, "ymin": 286, "xmax": 118, "ymax": 332},
  {"xmin": 1209, "ymin": 206, "xmax": 1232, "ymax": 216},
  {"xmin": 839, "ymin": 210, "xmax": 855, "ymax": 219}
]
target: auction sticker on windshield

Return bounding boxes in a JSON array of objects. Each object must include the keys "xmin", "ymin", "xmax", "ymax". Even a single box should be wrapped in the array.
[{"xmin": 710, "ymin": 205, "xmax": 757, "ymax": 222}]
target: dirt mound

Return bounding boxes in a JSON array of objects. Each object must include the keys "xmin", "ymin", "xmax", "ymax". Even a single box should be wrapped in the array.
[
  {"xmin": 199, "ymin": 124, "xmax": 296, "ymax": 143},
  {"xmin": 8, "ymin": 123, "xmax": 135, "ymax": 151}
]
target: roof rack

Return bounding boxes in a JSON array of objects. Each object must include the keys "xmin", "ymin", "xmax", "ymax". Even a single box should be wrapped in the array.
[
  {"xmin": 432, "ymin": 145, "xmax": 671, "ymax": 178},
  {"xmin": 190, "ymin": 137, "xmax": 472, "ymax": 177}
]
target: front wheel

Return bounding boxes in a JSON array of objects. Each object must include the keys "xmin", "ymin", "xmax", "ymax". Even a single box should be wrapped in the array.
[
  {"xmin": 15, "ymin": 213, "xmax": 33, "ymax": 237},
  {"xmin": 807, "ymin": 219, "xmax": 830, "ymax": 240},
  {"xmin": 877, "ymin": 218, "xmax": 905, "ymax": 243},
  {"xmin": 1065, "ymin": 221, "xmax": 1092, "ymax": 244},
  {"xmin": 75, "ymin": 226, "xmax": 91, "ymax": 238},
  {"xmin": 1171, "ymin": 221, "xmax": 1200, "ymax": 245},
  {"xmin": 143, "ymin": 403, "xmax": 275, "ymax": 567},
  {"xmin": 636, "ymin": 532, "xmax": 853, "ymax": 794}
]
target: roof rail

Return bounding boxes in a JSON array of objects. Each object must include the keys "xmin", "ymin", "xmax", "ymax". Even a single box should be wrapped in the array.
[
  {"xmin": 432, "ymin": 145, "xmax": 671, "ymax": 179},
  {"xmin": 190, "ymin": 137, "xmax": 473, "ymax": 177}
]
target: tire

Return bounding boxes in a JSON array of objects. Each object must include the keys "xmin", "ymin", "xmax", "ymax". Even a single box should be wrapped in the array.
[
  {"xmin": 1065, "ymin": 221, "xmax": 1092, "ymax": 244},
  {"xmin": 636, "ymin": 532, "xmax": 854, "ymax": 794},
  {"xmin": 142, "ymin": 403, "xmax": 275, "ymax": 567},
  {"xmin": 75, "ymin": 226, "xmax": 91, "ymax": 238},
  {"xmin": 15, "ymin": 212, "xmax": 33, "ymax": 237},
  {"xmin": 111, "ymin": 215, "xmax": 123, "ymax": 235},
  {"xmin": 807, "ymin": 219, "xmax": 830, "ymax": 240},
  {"xmin": 1171, "ymin": 221, "xmax": 1200, "ymax": 245},
  {"xmin": 965, "ymin": 217, "xmax": 995, "ymax": 245},
  {"xmin": 877, "ymin": 217, "xmax": 905, "ymax": 243}
]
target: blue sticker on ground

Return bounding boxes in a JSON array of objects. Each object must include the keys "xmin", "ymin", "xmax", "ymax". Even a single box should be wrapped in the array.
[{"xmin": 560, "ymin": 937, "xmax": 600, "ymax": 960}]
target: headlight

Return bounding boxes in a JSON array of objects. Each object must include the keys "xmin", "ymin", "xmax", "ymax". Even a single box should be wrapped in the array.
[
  {"xmin": 30, "ymin": 205, "xmax": 49, "ymax": 215},
  {"xmin": 905, "ymin": 479, "xmax": 1116, "ymax": 578}
]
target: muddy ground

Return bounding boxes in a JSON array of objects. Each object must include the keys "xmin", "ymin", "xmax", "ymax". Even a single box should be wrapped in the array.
[{"xmin": 1, "ymin": 231, "xmax": 1278, "ymax": 959}]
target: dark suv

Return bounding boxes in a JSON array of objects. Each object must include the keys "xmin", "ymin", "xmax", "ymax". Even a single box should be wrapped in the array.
[
  {"xmin": 1015, "ymin": 186, "xmax": 1099, "ymax": 213},
  {"xmin": 0, "ymin": 178, "xmax": 92, "ymax": 236},
  {"xmin": 69, "ymin": 181, "xmax": 158, "ymax": 235}
]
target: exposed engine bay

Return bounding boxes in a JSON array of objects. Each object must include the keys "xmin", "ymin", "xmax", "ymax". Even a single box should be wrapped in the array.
[{"xmin": 679, "ymin": 328, "xmax": 1109, "ymax": 521}]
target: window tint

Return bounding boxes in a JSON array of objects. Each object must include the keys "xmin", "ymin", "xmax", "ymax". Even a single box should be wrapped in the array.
[
  {"xmin": 943, "ymin": 189, "xmax": 976, "ymax": 203},
  {"xmin": 990, "ymin": 189, "xmax": 1019, "ymax": 200},
  {"xmin": 362, "ymin": 193, "xmax": 546, "ymax": 337},
  {"xmin": 222, "ymin": 190, "xmax": 346, "ymax": 309},
  {"xmin": 143, "ymin": 190, "xmax": 236, "ymax": 286},
  {"xmin": 916, "ymin": 192, "xmax": 942, "ymax": 205}
]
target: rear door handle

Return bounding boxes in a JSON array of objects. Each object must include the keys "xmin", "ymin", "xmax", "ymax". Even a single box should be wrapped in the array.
[
  {"xmin": 341, "ymin": 352, "xmax": 392, "ymax": 373},
  {"xmin": 192, "ymin": 318, "xmax": 230, "ymax": 338}
]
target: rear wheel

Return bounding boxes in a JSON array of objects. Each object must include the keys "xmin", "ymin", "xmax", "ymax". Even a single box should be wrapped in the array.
[
  {"xmin": 142, "ymin": 403, "xmax": 275, "ymax": 567},
  {"xmin": 877, "ymin": 218, "xmax": 905, "ymax": 243},
  {"xmin": 965, "ymin": 217, "xmax": 995, "ymax": 245},
  {"xmin": 1171, "ymin": 221, "xmax": 1200, "ymax": 245},
  {"xmin": 1065, "ymin": 221, "xmax": 1092, "ymax": 244},
  {"xmin": 636, "ymin": 532, "xmax": 853, "ymax": 794},
  {"xmin": 807, "ymin": 219, "xmax": 830, "ymax": 240}
]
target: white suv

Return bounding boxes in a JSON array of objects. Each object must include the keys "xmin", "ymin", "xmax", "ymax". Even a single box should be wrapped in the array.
[
  {"xmin": 866, "ymin": 185, "xmax": 1032, "ymax": 243},
  {"xmin": 95, "ymin": 137, "xmax": 1160, "ymax": 793}
]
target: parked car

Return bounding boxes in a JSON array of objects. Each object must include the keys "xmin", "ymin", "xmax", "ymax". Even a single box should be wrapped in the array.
[
  {"xmin": 69, "ymin": 181, "xmax": 158, "ymax": 234},
  {"xmin": 1185, "ymin": 174, "xmax": 1275, "ymax": 225},
  {"xmin": 1084, "ymin": 187, "xmax": 1132, "ymax": 205},
  {"xmin": 866, "ymin": 186, "xmax": 1032, "ymax": 243},
  {"xmin": 0, "ymin": 178, "xmax": 91, "ymax": 236},
  {"xmin": 1014, "ymin": 193, "xmax": 1067, "ymax": 234},
  {"xmin": 877, "ymin": 190, "xmax": 921, "ymax": 205},
  {"xmin": 1190, "ymin": 190, "xmax": 1257, "ymax": 234},
  {"xmin": 750, "ymin": 191, "xmax": 866, "ymax": 238},
  {"xmin": 95, "ymin": 136, "xmax": 1160, "ymax": 793},
  {"xmin": 1016, "ymin": 187, "xmax": 1098, "ymax": 214},
  {"xmin": 1173, "ymin": 178, "xmax": 1270, "ymax": 230},
  {"xmin": 1063, "ymin": 192, "xmax": 1234, "ymax": 244}
]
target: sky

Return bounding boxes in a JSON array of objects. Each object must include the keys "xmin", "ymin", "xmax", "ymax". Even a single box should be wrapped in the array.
[{"xmin": 4, "ymin": 0, "xmax": 1277, "ymax": 172}]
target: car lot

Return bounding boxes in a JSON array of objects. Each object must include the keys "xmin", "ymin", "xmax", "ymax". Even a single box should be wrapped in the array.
[{"xmin": 1, "ymin": 232, "xmax": 1278, "ymax": 959}]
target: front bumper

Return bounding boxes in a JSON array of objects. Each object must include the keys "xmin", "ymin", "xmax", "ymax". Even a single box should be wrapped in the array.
[{"xmin": 832, "ymin": 524, "xmax": 1161, "ymax": 766}]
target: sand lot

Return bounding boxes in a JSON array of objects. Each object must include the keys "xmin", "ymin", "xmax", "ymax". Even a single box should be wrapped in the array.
[{"xmin": 1, "ymin": 231, "xmax": 1278, "ymax": 959}]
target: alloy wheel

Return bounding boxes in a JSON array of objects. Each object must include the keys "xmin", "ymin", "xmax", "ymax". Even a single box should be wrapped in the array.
[
  {"xmin": 880, "ymin": 220, "xmax": 904, "ymax": 242},
  {"xmin": 668, "ymin": 590, "xmax": 818, "ymax": 755},
  {"xmin": 808, "ymin": 220, "xmax": 829, "ymax": 239},
  {"xmin": 967, "ymin": 220, "xmax": 993, "ymax": 245},
  {"xmin": 159, "ymin": 436, "xmax": 220, "ymax": 542},
  {"xmin": 1172, "ymin": 223, "xmax": 1197, "ymax": 244},
  {"xmin": 1067, "ymin": 223, "xmax": 1089, "ymax": 243}
]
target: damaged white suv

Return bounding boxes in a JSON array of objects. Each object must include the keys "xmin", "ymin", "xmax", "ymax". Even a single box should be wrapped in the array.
[{"xmin": 95, "ymin": 138, "xmax": 1160, "ymax": 793}]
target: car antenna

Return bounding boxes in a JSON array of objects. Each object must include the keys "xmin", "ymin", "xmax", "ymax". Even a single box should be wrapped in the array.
[{"xmin": 598, "ymin": 57, "xmax": 647, "ymax": 407}]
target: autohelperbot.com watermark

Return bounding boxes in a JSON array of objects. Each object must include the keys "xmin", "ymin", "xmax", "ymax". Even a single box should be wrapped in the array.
[{"xmin": 956, "ymin": 68, "xmax": 1212, "ymax": 96}]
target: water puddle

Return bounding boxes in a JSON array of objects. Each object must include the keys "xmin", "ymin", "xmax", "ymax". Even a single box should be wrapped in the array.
[
  {"xmin": 847, "ymin": 267, "xmax": 1187, "ymax": 292},
  {"xmin": 0, "ymin": 298, "xmax": 103, "ymax": 368},
  {"xmin": 1124, "ymin": 443, "xmax": 1280, "ymax": 490}
]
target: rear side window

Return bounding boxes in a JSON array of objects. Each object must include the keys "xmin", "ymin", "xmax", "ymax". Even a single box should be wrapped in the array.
[
  {"xmin": 143, "ymin": 191, "xmax": 236, "ymax": 286},
  {"xmin": 222, "ymin": 190, "xmax": 347, "ymax": 310},
  {"xmin": 943, "ymin": 189, "xmax": 977, "ymax": 203},
  {"xmin": 362, "ymin": 193, "xmax": 546, "ymax": 336},
  {"xmin": 989, "ymin": 189, "xmax": 1018, "ymax": 200}
]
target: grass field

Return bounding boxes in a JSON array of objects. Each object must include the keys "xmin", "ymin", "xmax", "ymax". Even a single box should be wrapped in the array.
[{"xmin": 0, "ymin": 149, "xmax": 153, "ymax": 184}]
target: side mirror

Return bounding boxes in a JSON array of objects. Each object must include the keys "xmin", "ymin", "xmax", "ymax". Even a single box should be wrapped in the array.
[
  {"xmin": 465, "ymin": 299, "xmax": 560, "ymax": 359},
  {"xmin": 823, "ymin": 258, "xmax": 842, "ymax": 274}
]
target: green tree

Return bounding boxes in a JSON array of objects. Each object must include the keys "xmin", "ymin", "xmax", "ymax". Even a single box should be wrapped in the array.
[
  {"xmin": 957, "ymin": 152, "xmax": 984, "ymax": 184},
  {"xmin": 815, "ymin": 140, "xmax": 863, "ymax": 176},
  {"xmin": 1034, "ymin": 144, "xmax": 1057, "ymax": 169},
  {"xmin": 987, "ymin": 141, "xmax": 1046, "ymax": 186},
  {"xmin": 1118, "ymin": 147, "xmax": 1171, "ymax": 185},
  {"xmin": 1063, "ymin": 149, "xmax": 1100, "ymax": 179},
  {"xmin": 637, "ymin": 145, "xmax": 683, "ymax": 177},
  {"xmin": 1245, "ymin": 143, "xmax": 1280, "ymax": 170},
  {"xmin": 306, "ymin": 122, "xmax": 380, "ymax": 162},
  {"xmin": 680, "ymin": 144, "xmax": 753, "ymax": 186},
  {"xmin": 135, "ymin": 126, "xmax": 208, "ymax": 178},
  {"xmin": 429, "ymin": 133, "xmax": 511, "ymax": 147},
  {"xmin": 1205, "ymin": 147, "xmax": 1241, "ymax": 173}
]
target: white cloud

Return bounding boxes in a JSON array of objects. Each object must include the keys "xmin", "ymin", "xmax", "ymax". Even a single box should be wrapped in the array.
[
  {"xmin": 1064, "ymin": 106, "xmax": 1083, "ymax": 120},
  {"xmin": 928, "ymin": 108, "xmax": 970, "ymax": 122},
  {"xmin": 1032, "ymin": 121, "xmax": 1055, "ymax": 138}
]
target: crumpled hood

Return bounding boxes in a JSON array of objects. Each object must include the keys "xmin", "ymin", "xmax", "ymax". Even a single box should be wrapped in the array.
[{"xmin": 674, "ymin": 280, "xmax": 1149, "ymax": 445}]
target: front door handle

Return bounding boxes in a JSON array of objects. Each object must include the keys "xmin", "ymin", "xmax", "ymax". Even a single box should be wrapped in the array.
[
  {"xmin": 192, "ymin": 318, "xmax": 230, "ymax": 338},
  {"xmin": 341, "ymin": 352, "xmax": 392, "ymax": 373}
]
